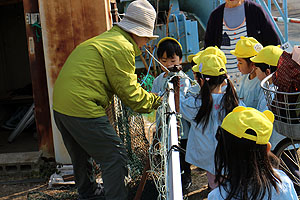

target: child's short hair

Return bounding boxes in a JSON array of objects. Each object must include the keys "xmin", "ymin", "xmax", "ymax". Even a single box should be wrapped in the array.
[
  {"xmin": 156, "ymin": 37, "xmax": 182, "ymax": 59},
  {"xmin": 255, "ymin": 62, "xmax": 277, "ymax": 73}
]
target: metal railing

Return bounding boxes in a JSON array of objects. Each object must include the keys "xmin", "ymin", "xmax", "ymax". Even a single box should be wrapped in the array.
[
  {"xmin": 214, "ymin": 0, "xmax": 300, "ymax": 44},
  {"xmin": 166, "ymin": 82, "xmax": 183, "ymax": 200}
]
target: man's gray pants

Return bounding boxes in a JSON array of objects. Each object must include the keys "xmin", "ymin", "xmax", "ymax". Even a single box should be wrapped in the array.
[{"xmin": 54, "ymin": 111, "xmax": 128, "ymax": 200}]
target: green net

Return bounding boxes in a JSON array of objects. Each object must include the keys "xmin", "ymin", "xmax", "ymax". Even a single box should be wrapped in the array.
[
  {"xmin": 106, "ymin": 96, "xmax": 150, "ymax": 182},
  {"xmin": 138, "ymin": 73, "xmax": 155, "ymax": 92}
]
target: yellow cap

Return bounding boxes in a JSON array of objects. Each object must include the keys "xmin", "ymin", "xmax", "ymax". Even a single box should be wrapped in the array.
[
  {"xmin": 192, "ymin": 54, "xmax": 227, "ymax": 76},
  {"xmin": 193, "ymin": 46, "xmax": 227, "ymax": 65},
  {"xmin": 230, "ymin": 36, "xmax": 263, "ymax": 58},
  {"xmin": 188, "ymin": 51, "xmax": 202, "ymax": 63},
  {"xmin": 157, "ymin": 37, "xmax": 182, "ymax": 49},
  {"xmin": 250, "ymin": 45, "xmax": 283, "ymax": 66},
  {"xmin": 221, "ymin": 106, "xmax": 274, "ymax": 145}
]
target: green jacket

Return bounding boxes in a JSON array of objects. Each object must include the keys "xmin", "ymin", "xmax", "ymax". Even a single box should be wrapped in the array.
[{"xmin": 53, "ymin": 26, "xmax": 161, "ymax": 118}]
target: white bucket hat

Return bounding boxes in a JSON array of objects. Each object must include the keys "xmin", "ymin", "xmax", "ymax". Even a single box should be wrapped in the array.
[{"xmin": 117, "ymin": 0, "xmax": 159, "ymax": 39}]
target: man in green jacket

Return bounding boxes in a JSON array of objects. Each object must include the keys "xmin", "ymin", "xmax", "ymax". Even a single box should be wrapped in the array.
[{"xmin": 52, "ymin": 1, "xmax": 161, "ymax": 199}]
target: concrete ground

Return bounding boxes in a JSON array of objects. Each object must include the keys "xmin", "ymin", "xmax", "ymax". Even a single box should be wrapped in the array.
[{"xmin": 271, "ymin": 0, "xmax": 300, "ymax": 45}]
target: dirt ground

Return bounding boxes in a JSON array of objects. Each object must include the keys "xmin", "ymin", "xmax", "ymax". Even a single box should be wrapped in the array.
[{"xmin": 0, "ymin": 164, "xmax": 209, "ymax": 200}]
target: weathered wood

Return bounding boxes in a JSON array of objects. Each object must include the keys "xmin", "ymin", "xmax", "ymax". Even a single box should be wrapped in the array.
[
  {"xmin": 23, "ymin": 0, "xmax": 54, "ymax": 157},
  {"xmin": 38, "ymin": 0, "xmax": 112, "ymax": 163},
  {"xmin": 39, "ymin": 0, "xmax": 112, "ymax": 85}
]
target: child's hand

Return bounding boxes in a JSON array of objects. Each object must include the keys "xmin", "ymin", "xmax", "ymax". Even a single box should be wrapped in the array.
[
  {"xmin": 169, "ymin": 65, "xmax": 183, "ymax": 72},
  {"xmin": 163, "ymin": 65, "xmax": 183, "ymax": 78}
]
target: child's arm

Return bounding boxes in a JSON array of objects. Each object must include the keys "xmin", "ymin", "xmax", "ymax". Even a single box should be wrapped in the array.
[{"xmin": 179, "ymin": 93, "xmax": 199, "ymax": 123}]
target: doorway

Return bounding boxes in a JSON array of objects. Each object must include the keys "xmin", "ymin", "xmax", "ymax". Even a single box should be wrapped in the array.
[{"xmin": 0, "ymin": 1, "xmax": 38, "ymax": 153}]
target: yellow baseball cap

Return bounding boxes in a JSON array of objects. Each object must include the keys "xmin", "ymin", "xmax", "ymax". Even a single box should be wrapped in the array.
[
  {"xmin": 230, "ymin": 36, "xmax": 263, "ymax": 58},
  {"xmin": 157, "ymin": 37, "xmax": 182, "ymax": 49},
  {"xmin": 188, "ymin": 51, "xmax": 202, "ymax": 63},
  {"xmin": 192, "ymin": 54, "xmax": 227, "ymax": 76},
  {"xmin": 250, "ymin": 45, "xmax": 283, "ymax": 66},
  {"xmin": 221, "ymin": 106, "xmax": 274, "ymax": 145},
  {"xmin": 193, "ymin": 46, "xmax": 227, "ymax": 65}
]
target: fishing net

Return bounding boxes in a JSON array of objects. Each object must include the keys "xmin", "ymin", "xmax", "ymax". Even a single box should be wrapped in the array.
[{"xmin": 106, "ymin": 95, "xmax": 150, "ymax": 181}]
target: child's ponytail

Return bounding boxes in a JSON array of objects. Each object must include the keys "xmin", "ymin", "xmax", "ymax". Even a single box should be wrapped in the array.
[
  {"xmin": 195, "ymin": 75, "xmax": 213, "ymax": 131},
  {"xmin": 222, "ymin": 77, "xmax": 239, "ymax": 116}
]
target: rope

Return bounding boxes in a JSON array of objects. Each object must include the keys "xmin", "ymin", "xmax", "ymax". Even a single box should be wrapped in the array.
[
  {"xmin": 31, "ymin": 22, "xmax": 42, "ymax": 42},
  {"xmin": 141, "ymin": 47, "xmax": 156, "ymax": 87}
]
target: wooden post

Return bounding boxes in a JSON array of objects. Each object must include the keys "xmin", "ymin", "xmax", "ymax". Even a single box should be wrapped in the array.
[
  {"xmin": 170, "ymin": 76, "xmax": 180, "ymax": 137},
  {"xmin": 23, "ymin": 0, "xmax": 54, "ymax": 157}
]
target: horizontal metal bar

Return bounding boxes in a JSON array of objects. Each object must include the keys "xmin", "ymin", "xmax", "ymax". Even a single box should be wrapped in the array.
[{"xmin": 273, "ymin": 16, "xmax": 300, "ymax": 24}]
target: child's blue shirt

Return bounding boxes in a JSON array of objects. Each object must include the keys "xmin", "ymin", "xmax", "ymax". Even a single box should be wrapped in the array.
[
  {"xmin": 180, "ymin": 92, "xmax": 244, "ymax": 174},
  {"xmin": 238, "ymin": 75, "xmax": 262, "ymax": 108},
  {"xmin": 208, "ymin": 169, "xmax": 298, "ymax": 200}
]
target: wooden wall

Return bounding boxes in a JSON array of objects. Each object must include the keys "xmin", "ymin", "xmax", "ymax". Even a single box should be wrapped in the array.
[{"xmin": 38, "ymin": 0, "xmax": 112, "ymax": 163}]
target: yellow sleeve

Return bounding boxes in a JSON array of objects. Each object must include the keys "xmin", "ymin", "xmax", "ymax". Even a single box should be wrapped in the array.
[{"xmin": 103, "ymin": 48, "xmax": 161, "ymax": 113}]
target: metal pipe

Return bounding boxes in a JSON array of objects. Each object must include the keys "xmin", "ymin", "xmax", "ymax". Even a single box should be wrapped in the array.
[
  {"xmin": 144, "ymin": 48, "xmax": 170, "ymax": 73},
  {"xmin": 257, "ymin": 0, "xmax": 286, "ymax": 43},
  {"xmin": 273, "ymin": 16, "xmax": 300, "ymax": 24}
]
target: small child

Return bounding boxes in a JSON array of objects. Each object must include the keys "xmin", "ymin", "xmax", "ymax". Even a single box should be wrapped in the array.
[
  {"xmin": 230, "ymin": 36, "xmax": 263, "ymax": 108},
  {"xmin": 151, "ymin": 37, "xmax": 192, "ymax": 191},
  {"xmin": 188, "ymin": 46, "xmax": 227, "ymax": 94},
  {"xmin": 250, "ymin": 45, "xmax": 283, "ymax": 111},
  {"xmin": 252, "ymin": 46, "xmax": 300, "ymax": 194},
  {"xmin": 250, "ymin": 45, "xmax": 286, "ymax": 151},
  {"xmin": 209, "ymin": 106, "xmax": 298, "ymax": 200},
  {"xmin": 250, "ymin": 46, "xmax": 282, "ymax": 106},
  {"xmin": 180, "ymin": 49, "xmax": 242, "ymax": 189}
]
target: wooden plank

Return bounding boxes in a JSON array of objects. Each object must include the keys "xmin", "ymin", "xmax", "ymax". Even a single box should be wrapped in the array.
[
  {"xmin": 22, "ymin": 0, "xmax": 54, "ymax": 158},
  {"xmin": 38, "ymin": 0, "xmax": 112, "ymax": 163},
  {"xmin": 39, "ymin": 0, "xmax": 112, "ymax": 85}
]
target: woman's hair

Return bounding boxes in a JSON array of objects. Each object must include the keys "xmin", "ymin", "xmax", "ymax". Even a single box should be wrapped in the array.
[
  {"xmin": 157, "ymin": 40, "xmax": 182, "ymax": 59},
  {"xmin": 194, "ymin": 73, "xmax": 239, "ymax": 131},
  {"xmin": 255, "ymin": 62, "xmax": 277, "ymax": 74},
  {"xmin": 214, "ymin": 127, "xmax": 281, "ymax": 200}
]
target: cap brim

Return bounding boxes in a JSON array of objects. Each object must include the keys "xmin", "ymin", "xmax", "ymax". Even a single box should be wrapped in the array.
[
  {"xmin": 250, "ymin": 56, "xmax": 262, "ymax": 63},
  {"xmin": 230, "ymin": 50, "xmax": 238, "ymax": 57},
  {"xmin": 117, "ymin": 23, "xmax": 159, "ymax": 39},
  {"xmin": 188, "ymin": 54, "xmax": 195, "ymax": 63},
  {"xmin": 192, "ymin": 64, "xmax": 199, "ymax": 72}
]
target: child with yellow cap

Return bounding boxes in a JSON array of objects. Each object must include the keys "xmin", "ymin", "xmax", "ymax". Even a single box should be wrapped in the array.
[
  {"xmin": 250, "ymin": 45, "xmax": 283, "ymax": 111},
  {"xmin": 251, "ymin": 46, "xmax": 300, "ymax": 194},
  {"xmin": 152, "ymin": 37, "xmax": 190, "ymax": 94},
  {"xmin": 249, "ymin": 45, "xmax": 286, "ymax": 150},
  {"xmin": 189, "ymin": 46, "xmax": 227, "ymax": 89},
  {"xmin": 208, "ymin": 106, "xmax": 297, "ymax": 199},
  {"xmin": 230, "ymin": 36, "xmax": 263, "ymax": 108},
  {"xmin": 180, "ymin": 49, "xmax": 243, "ymax": 189},
  {"xmin": 151, "ymin": 37, "xmax": 192, "ymax": 191}
]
